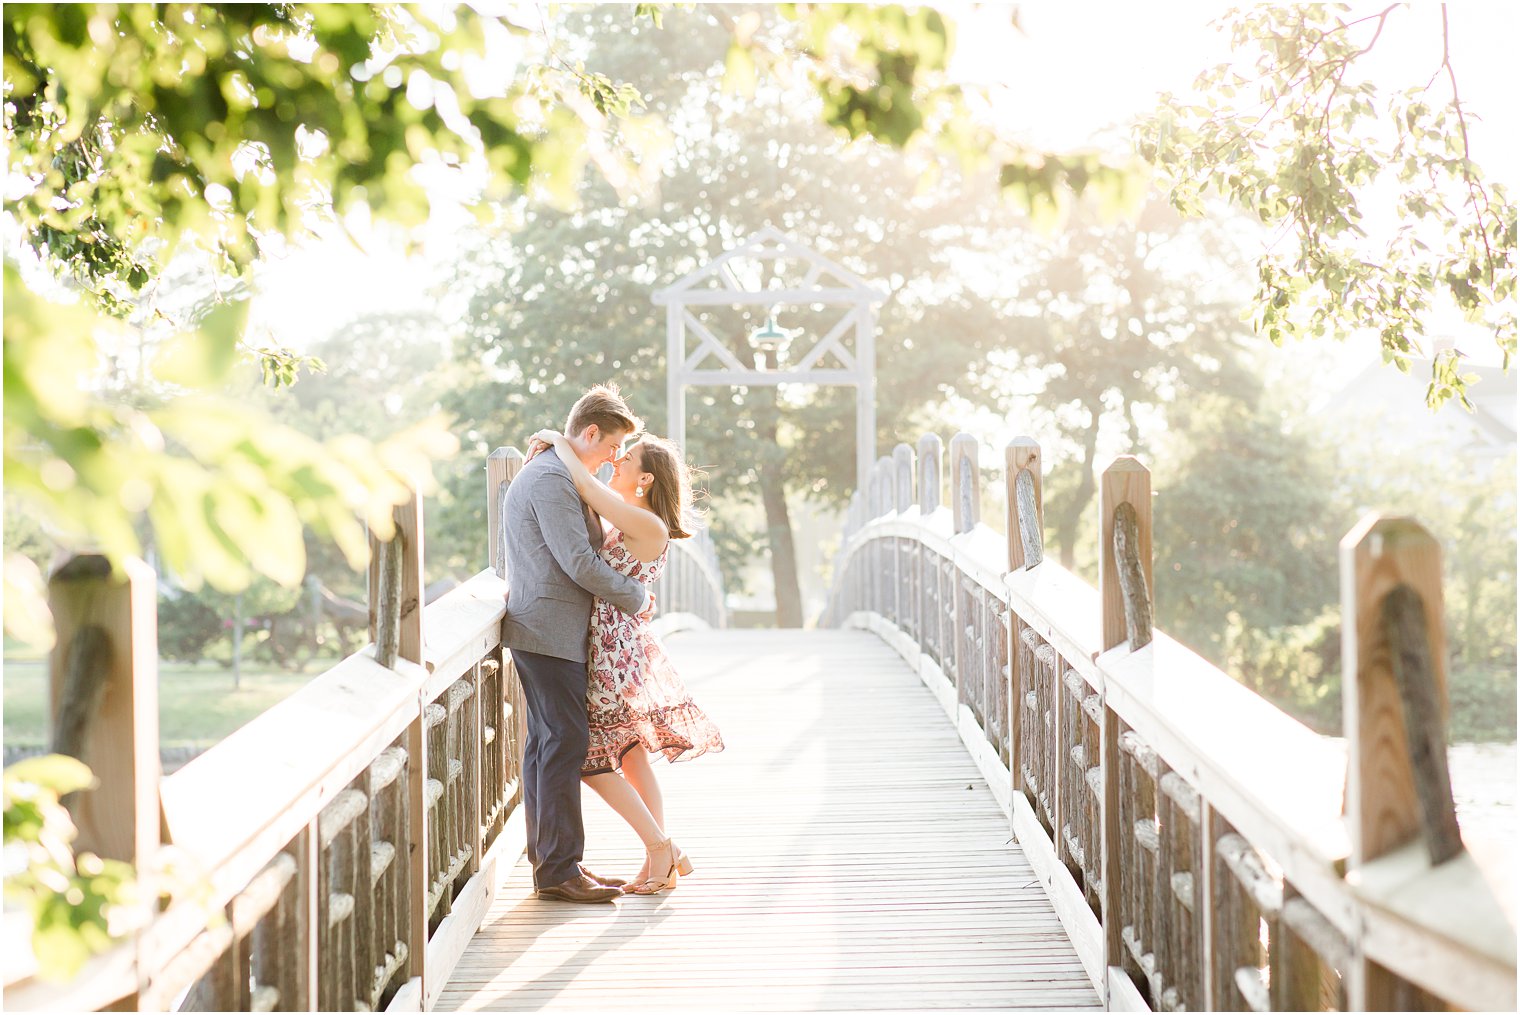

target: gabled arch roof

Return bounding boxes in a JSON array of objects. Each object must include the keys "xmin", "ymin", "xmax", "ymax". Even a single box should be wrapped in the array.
[{"xmin": 652, "ymin": 226, "xmax": 886, "ymax": 305}]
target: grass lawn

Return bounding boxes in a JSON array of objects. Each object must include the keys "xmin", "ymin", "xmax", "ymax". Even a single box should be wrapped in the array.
[{"xmin": 4, "ymin": 656, "xmax": 337, "ymax": 751}]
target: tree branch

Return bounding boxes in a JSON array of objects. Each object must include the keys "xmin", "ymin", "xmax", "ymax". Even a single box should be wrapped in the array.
[
  {"xmin": 1320, "ymin": 4, "xmax": 1397, "ymax": 134},
  {"xmin": 1436, "ymin": 3, "xmax": 1496, "ymax": 282}
]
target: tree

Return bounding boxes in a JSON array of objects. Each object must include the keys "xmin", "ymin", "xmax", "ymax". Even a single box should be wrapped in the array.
[
  {"xmin": 1141, "ymin": 5, "xmax": 1516, "ymax": 409},
  {"xmin": 4, "ymin": 2, "xmax": 1108, "ymax": 643},
  {"xmin": 972, "ymin": 199, "xmax": 1262, "ymax": 571},
  {"xmin": 1, "ymin": 1, "xmax": 1107, "ymax": 975},
  {"xmin": 2, "ymin": 4, "xmax": 656, "ymax": 305},
  {"xmin": 1153, "ymin": 389, "xmax": 1341, "ymax": 661},
  {"xmin": 435, "ymin": 7, "xmax": 1059, "ymax": 624},
  {"xmin": 2, "ymin": 270, "xmax": 455, "ymax": 636}
]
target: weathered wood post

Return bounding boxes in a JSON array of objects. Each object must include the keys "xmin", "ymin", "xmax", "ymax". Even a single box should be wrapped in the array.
[
  {"xmin": 845, "ymin": 490, "xmax": 863, "ymax": 615},
  {"xmin": 1005, "ymin": 437, "xmax": 1043, "ymax": 571},
  {"xmin": 894, "ymin": 443, "xmax": 915, "ymax": 633},
  {"xmin": 1097, "ymin": 456, "xmax": 1153, "ymax": 1004},
  {"xmin": 917, "ymin": 433, "xmax": 942, "ymax": 516},
  {"xmin": 949, "ymin": 433, "xmax": 979, "ymax": 536},
  {"xmin": 369, "ymin": 485, "xmax": 425, "ymax": 669},
  {"xmin": 1340, "ymin": 514, "xmax": 1463, "ymax": 1010},
  {"xmin": 366, "ymin": 482, "xmax": 429, "ymax": 1001},
  {"xmin": 893, "ymin": 443, "xmax": 914, "ymax": 513},
  {"xmin": 875, "ymin": 455, "xmax": 895, "ymax": 617},
  {"xmin": 485, "ymin": 444, "xmax": 526, "ymax": 890},
  {"xmin": 870, "ymin": 456, "xmax": 887, "ymax": 516},
  {"xmin": 48, "ymin": 553, "xmax": 161, "ymax": 985},
  {"xmin": 948, "ymin": 434, "xmax": 978, "ymax": 708},
  {"xmin": 1100, "ymin": 457, "xmax": 1153, "ymax": 653},
  {"xmin": 917, "ymin": 434, "xmax": 943, "ymax": 666},
  {"xmin": 487, "ymin": 448, "xmax": 525, "ymax": 580},
  {"xmin": 1003, "ymin": 437, "xmax": 1043, "ymax": 802}
]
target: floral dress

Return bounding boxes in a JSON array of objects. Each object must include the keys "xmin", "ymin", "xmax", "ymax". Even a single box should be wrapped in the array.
[{"xmin": 582, "ymin": 528, "xmax": 725, "ymax": 775}]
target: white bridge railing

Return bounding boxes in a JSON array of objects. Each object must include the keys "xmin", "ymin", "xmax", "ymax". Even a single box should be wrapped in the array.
[
  {"xmin": 8, "ymin": 444, "xmax": 725, "ymax": 1013},
  {"xmin": 825, "ymin": 431, "xmax": 1514, "ymax": 1013}
]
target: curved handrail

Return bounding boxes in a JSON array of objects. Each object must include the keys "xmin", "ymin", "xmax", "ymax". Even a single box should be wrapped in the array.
[
  {"xmin": 825, "ymin": 432, "xmax": 1515, "ymax": 1013},
  {"xmin": 10, "ymin": 458, "xmax": 531, "ymax": 1014},
  {"xmin": 653, "ymin": 526, "xmax": 727, "ymax": 629}
]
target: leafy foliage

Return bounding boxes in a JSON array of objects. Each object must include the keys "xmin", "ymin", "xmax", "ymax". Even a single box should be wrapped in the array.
[
  {"xmin": 2, "ymin": 4, "xmax": 648, "ymax": 305},
  {"xmin": 764, "ymin": 4, "xmax": 1145, "ymax": 226},
  {"xmin": 974, "ymin": 198, "xmax": 1262, "ymax": 570},
  {"xmin": 3, "ymin": 755, "xmax": 138, "ymax": 980},
  {"xmin": 1140, "ymin": 5, "xmax": 1517, "ymax": 407},
  {"xmin": 2, "ymin": 266, "xmax": 456, "ymax": 636},
  {"xmin": 1155, "ymin": 384, "xmax": 1516, "ymax": 742},
  {"xmin": 1154, "ymin": 391, "xmax": 1341, "ymax": 659},
  {"xmin": 432, "ymin": 7, "xmax": 1083, "ymax": 621}
]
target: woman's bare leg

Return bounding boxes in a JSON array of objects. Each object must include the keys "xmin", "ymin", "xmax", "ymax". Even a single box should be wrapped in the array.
[
  {"xmin": 619, "ymin": 749, "xmax": 665, "ymax": 829},
  {"xmin": 583, "ymin": 771, "xmax": 664, "ymax": 882}
]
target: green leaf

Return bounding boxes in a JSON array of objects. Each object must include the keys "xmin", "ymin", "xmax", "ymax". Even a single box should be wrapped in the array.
[
  {"xmin": 722, "ymin": 40, "xmax": 757, "ymax": 97},
  {"xmin": 151, "ymin": 301, "xmax": 249, "ymax": 389},
  {"xmin": 4, "ymin": 755, "xmax": 97, "ymax": 802}
]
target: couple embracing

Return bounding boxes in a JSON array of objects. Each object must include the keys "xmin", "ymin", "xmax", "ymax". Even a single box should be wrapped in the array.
[{"xmin": 502, "ymin": 384, "xmax": 724, "ymax": 903}]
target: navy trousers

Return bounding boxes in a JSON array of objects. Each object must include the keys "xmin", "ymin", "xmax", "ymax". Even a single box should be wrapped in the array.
[{"xmin": 511, "ymin": 648, "xmax": 589, "ymax": 889}]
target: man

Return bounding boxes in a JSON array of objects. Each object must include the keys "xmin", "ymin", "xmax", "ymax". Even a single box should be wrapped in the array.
[{"xmin": 502, "ymin": 384, "xmax": 650, "ymax": 903}]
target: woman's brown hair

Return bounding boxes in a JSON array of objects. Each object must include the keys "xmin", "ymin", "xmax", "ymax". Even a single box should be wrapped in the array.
[{"xmin": 635, "ymin": 434, "xmax": 695, "ymax": 540}]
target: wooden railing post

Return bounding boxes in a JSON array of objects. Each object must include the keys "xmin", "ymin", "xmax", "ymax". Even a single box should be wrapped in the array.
[
  {"xmin": 1100, "ymin": 457, "xmax": 1153, "ymax": 652},
  {"xmin": 487, "ymin": 448, "xmax": 525, "ymax": 579},
  {"xmin": 893, "ymin": 443, "xmax": 915, "ymax": 513},
  {"xmin": 1004, "ymin": 437, "xmax": 1042, "ymax": 806},
  {"xmin": 363, "ymin": 481, "xmax": 430, "ymax": 1003},
  {"xmin": 1340, "ymin": 513, "xmax": 1461, "ymax": 1010},
  {"xmin": 48, "ymin": 554, "xmax": 160, "ymax": 865},
  {"xmin": 48, "ymin": 554, "xmax": 160, "ymax": 1003},
  {"xmin": 875, "ymin": 455, "xmax": 894, "ymax": 616},
  {"xmin": 369, "ymin": 484, "xmax": 425, "ymax": 668},
  {"xmin": 894, "ymin": 443, "xmax": 915, "ymax": 631},
  {"xmin": 949, "ymin": 433, "xmax": 979, "ymax": 535},
  {"xmin": 1100, "ymin": 703, "xmax": 1124, "ymax": 1003},
  {"xmin": 1096, "ymin": 457, "xmax": 1150, "ymax": 1005},
  {"xmin": 947, "ymin": 434, "xmax": 978, "ymax": 711},
  {"xmin": 1005, "ymin": 437, "xmax": 1043, "ymax": 571},
  {"xmin": 917, "ymin": 433, "xmax": 942, "ymax": 515},
  {"xmin": 300, "ymin": 822, "xmax": 320, "ymax": 1011}
]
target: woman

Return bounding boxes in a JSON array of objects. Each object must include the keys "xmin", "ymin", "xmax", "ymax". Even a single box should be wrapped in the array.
[{"xmin": 533, "ymin": 428, "xmax": 725, "ymax": 894}]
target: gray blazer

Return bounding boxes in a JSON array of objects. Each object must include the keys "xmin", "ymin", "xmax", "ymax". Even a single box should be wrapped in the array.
[{"xmin": 501, "ymin": 451, "xmax": 646, "ymax": 663}]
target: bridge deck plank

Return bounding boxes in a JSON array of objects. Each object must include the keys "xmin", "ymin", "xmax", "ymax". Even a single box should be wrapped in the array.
[{"xmin": 436, "ymin": 629, "xmax": 1100, "ymax": 1011}]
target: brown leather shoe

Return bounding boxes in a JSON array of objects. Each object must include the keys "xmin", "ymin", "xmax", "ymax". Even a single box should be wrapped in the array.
[
  {"xmin": 579, "ymin": 864, "xmax": 628, "ymax": 888},
  {"xmin": 536, "ymin": 873, "xmax": 620, "ymax": 903}
]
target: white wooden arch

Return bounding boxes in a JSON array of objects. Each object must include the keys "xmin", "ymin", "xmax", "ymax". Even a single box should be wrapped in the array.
[{"xmin": 652, "ymin": 226, "xmax": 886, "ymax": 497}]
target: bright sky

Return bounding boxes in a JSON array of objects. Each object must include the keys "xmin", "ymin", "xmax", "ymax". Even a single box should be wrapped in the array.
[
  {"xmin": 253, "ymin": 3, "xmax": 1520, "ymax": 372},
  {"xmin": 952, "ymin": 2, "xmax": 1518, "ymax": 178}
]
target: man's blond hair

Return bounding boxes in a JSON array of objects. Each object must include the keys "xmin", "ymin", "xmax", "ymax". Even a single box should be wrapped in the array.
[{"xmin": 565, "ymin": 383, "xmax": 642, "ymax": 439}]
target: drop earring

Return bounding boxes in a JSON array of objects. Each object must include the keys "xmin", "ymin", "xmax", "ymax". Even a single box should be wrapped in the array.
[{"xmin": 635, "ymin": 485, "xmax": 645, "ymax": 498}]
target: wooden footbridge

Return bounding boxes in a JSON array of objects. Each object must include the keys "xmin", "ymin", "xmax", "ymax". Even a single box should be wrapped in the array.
[{"xmin": 6, "ymin": 435, "xmax": 1514, "ymax": 1012}]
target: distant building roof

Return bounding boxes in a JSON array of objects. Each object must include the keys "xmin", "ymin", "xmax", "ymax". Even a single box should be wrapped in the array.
[{"xmin": 1317, "ymin": 356, "xmax": 1516, "ymax": 456}]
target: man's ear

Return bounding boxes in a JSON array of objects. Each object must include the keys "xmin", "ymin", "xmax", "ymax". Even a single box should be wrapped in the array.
[{"xmin": 579, "ymin": 424, "xmax": 598, "ymax": 444}]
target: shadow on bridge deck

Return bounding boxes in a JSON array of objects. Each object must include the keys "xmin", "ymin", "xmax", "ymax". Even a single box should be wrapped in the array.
[{"xmin": 436, "ymin": 629, "xmax": 1099, "ymax": 1011}]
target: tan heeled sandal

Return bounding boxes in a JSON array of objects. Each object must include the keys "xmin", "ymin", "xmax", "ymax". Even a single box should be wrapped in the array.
[{"xmin": 626, "ymin": 838, "xmax": 681, "ymax": 895}]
